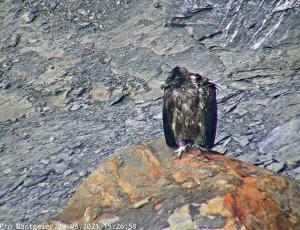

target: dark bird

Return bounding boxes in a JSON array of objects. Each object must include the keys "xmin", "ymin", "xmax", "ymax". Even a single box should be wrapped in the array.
[{"xmin": 162, "ymin": 66, "xmax": 217, "ymax": 158}]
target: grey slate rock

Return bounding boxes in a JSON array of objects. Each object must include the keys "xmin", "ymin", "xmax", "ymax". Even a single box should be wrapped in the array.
[
  {"xmin": 260, "ymin": 117, "xmax": 300, "ymax": 167},
  {"xmin": 52, "ymin": 162, "xmax": 69, "ymax": 175},
  {"xmin": 24, "ymin": 176, "xmax": 47, "ymax": 187},
  {"xmin": 3, "ymin": 168, "xmax": 13, "ymax": 175},
  {"xmin": 10, "ymin": 174, "xmax": 28, "ymax": 192},
  {"xmin": 266, "ymin": 162, "xmax": 285, "ymax": 173},
  {"xmin": 40, "ymin": 159, "xmax": 50, "ymax": 165},
  {"xmin": 70, "ymin": 104, "xmax": 81, "ymax": 111},
  {"xmin": 63, "ymin": 169, "xmax": 73, "ymax": 177},
  {"xmin": 23, "ymin": 10, "xmax": 36, "ymax": 23}
]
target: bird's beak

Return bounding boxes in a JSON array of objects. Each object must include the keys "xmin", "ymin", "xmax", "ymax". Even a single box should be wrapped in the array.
[{"xmin": 161, "ymin": 82, "xmax": 167, "ymax": 90}]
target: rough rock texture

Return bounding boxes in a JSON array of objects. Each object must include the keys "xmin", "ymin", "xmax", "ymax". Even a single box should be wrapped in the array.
[
  {"xmin": 0, "ymin": 92, "xmax": 35, "ymax": 122},
  {"xmin": 44, "ymin": 139, "xmax": 300, "ymax": 230},
  {"xmin": 260, "ymin": 116, "xmax": 300, "ymax": 167},
  {"xmin": 1, "ymin": 0, "xmax": 300, "ymax": 224}
]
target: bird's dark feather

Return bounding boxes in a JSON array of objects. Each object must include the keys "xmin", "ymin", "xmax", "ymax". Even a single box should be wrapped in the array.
[{"xmin": 163, "ymin": 89, "xmax": 176, "ymax": 147}]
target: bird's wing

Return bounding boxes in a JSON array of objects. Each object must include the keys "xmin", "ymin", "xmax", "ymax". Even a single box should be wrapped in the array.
[
  {"xmin": 163, "ymin": 89, "xmax": 177, "ymax": 147},
  {"xmin": 204, "ymin": 84, "xmax": 217, "ymax": 149}
]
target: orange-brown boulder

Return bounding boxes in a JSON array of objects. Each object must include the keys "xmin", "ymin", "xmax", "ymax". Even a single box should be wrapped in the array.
[{"xmin": 43, "ymin": 139, "xmax": 300, "ymax": 230}]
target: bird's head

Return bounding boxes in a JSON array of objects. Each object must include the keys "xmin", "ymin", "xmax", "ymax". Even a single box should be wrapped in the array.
[
  {"xmin": 164, "ymin": 66, "xmax": 217, "ymax": 91},
  {"xmin": 165, "ymin": 66, "xmax": 189, "ymax": 86}
]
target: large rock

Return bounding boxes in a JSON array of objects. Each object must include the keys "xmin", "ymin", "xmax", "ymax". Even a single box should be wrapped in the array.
[
  {"xmin": 43, "ymin": 139, "xmax": 300, "ymax": 230},
  {"xmin": 260, "ymin": 117, "xmax": 300, "ymax": 167},
  {"xmin": 0, "ymin": 92, "xmax": 35, "ymax": 122}
]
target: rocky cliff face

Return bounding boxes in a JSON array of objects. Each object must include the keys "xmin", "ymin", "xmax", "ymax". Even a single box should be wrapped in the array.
[
  {"xmin": 44, "ymin": 139, "xmax": 300, "ymax": 230},
  {"xmin": 0, "ymin": 0, "xmax": 300, "ymax": 225}
]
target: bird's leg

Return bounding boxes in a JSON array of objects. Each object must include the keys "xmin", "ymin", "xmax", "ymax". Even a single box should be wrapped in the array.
[
  {"xmin": 191, "ymin": 143, "xmax": 209, "ymax": 153},
  {"xmin": 175, "ymin": 139, "xmax": 190, "ymax": 159},
  {"xmin": 190, "ymin": 143, "xmax": 212, "ymax": 160}
]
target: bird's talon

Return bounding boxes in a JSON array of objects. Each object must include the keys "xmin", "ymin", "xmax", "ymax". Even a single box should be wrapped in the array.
[
  {"xmin": 175, "ymin": 146, "xmax": 187, "ymax": 158},
  {"xmin": 191, "ymin": 144, "xmax": 208, "ymax": 153},
  {"xmin": 177, "ymin": 151, "xmax": 183, "ymax": 159}
]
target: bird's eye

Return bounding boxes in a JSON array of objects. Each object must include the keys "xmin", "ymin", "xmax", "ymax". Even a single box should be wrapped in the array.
[{"xmin": 191, "ymin": 75, "xmax": 197, "ymax": 81}]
